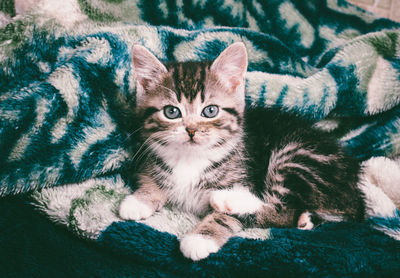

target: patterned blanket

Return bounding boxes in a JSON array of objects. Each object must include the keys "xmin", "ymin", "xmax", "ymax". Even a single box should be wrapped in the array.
[{"xmin": 1, "ymin": 0, "xmax": 400, "ymax": 276}]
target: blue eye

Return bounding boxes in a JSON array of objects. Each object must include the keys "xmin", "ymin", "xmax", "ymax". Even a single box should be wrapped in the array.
[
  {"xmin": 163, "ymin": 106, "xmax": 181, "ymax": 119},
  {"xmin": 201, "ymin": 105, "xmax": 219, "ymax": 118}
]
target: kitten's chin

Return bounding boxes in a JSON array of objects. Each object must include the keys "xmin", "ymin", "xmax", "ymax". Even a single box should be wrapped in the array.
[
  {"xmin": 185, "ymin": 139, "xmax": 198, "ymax": 145},
  {"xmin": 172, "ymin": 140, "xmax": 207, "ymax": 151},
  {"xmin": 182, "ymin": 141, "xmax": 201, "ymax": 149}
]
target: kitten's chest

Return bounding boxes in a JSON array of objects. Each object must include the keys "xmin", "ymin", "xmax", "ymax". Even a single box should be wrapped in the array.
[{"xmin": 164, "ymin": 157, "xmax": 211, "ymax": 214}]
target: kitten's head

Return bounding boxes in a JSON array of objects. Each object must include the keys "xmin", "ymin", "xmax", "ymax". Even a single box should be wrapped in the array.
[{"xmin": 131, "ymin": 43, "xmax": 247, "ymax": 151}]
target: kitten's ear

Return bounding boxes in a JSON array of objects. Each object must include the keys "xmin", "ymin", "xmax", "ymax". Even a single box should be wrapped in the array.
[
  {"xmin": 210, "ymin": 42, "xmax": 248, "ymax": 91},
  {"xmin": 131, "ymin": 45, "xmax": 167, "ymax": 90}
]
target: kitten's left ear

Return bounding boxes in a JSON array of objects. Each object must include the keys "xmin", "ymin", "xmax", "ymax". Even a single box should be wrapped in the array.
[
  {"xmin": 210, "ymin": 42, "xmax": 248, "ymax": 91},
  {"xmin": 131, "ymin": 45, "xmax": 167, "ymax": 90}
]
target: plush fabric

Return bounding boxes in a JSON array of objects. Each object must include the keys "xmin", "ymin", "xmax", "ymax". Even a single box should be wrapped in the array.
[{"xmin": 1, "ymin": 0, "xmax": 400, "ymax": 276}]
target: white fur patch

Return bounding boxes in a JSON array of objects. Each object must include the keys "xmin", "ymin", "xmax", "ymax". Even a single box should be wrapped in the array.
[
  {"xmin": 162, "ymin": 155, "xmax": 210, "ymax": 214},
  {"xmin": 210, "ymin": 187, "xmax": 264, "ymax": 216},
  {"xmin": 119, "ymin": 195, "xmax": 154, "ymax": 221},
  {"xmin": 180, "ymin": 234, "xmax": 219, "ymax": 261},
  {"xmin": 316, "ymin": 213, "xmax": 344, "ymax": 222},
  {"xmin": 297, "ymin": 211, "xmax": 314, "ymax": 230},
  {"xmin": 155, "ymin": 143, "xmax": 236, "ymax": 215}
]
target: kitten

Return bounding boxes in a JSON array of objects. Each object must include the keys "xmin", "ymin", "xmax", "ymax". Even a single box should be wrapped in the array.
[{"xmin": 119, "ymin": 43, "xmax": 365, "ymax": 261}]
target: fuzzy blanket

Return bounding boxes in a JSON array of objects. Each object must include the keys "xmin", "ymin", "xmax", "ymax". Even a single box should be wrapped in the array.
[{"xmin": 1, "ymin": 0, "xmax": 400, "ymax": 276}]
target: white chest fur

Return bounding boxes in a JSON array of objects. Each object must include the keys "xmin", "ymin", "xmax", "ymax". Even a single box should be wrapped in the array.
[{"xmin": 155, "ymin": 145, "xmax": 230, "ymax": 215}]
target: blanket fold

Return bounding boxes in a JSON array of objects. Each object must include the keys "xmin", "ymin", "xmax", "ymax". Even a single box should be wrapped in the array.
[{"xmin": 1, "ymin": 0, "xmax": 400, "ymax": 276}]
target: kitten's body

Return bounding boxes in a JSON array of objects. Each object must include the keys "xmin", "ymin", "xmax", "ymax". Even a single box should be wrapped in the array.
[{"xmin": 120, "ymin": 43, "xmax": 364, "ymax": 260}]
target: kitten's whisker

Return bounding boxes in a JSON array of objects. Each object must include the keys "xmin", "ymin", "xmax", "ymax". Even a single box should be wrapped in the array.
[
  {"xmin": 122, "ymin": 126, "xmax": 144, "ymax": 144},
  {"xmin": 136, "ymin": 134, "xmax": 170, "ymax": 163},
  {"xmin": 215, "ymin": 135, "xmax": 246, "ymax": 164},
  {"xmin": 131, "ymin": 133, "xmax": 163, "ymax": 162}
]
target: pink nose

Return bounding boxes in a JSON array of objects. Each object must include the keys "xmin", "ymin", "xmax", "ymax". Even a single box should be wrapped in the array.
[{"xmin": 186, "ymin": 127, "xmax": 197, "ymax": 138}]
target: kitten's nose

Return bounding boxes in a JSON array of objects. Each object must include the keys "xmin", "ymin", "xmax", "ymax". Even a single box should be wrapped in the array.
[{"xmin": 185, "ymin": 127, "xmax": 197, "ymax": 138}]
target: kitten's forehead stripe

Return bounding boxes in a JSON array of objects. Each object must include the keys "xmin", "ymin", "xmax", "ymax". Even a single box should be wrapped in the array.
[
  {"xmin": 199, "ymin": 65, "xmax": 206, "ymax": 102},
  {"xmin": 167, "ymin": 62, "xmax": 209, "ymax": 103}
]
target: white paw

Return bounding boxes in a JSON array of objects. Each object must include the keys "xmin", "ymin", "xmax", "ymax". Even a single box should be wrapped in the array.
[
  {"xmin": 180, "ymin": 234, "xmax": 220, "ymax": 261},
  {"xmin": 210, "ymin": 187, "xmax": 263, "ymax": 216},
  {"xmin": 297, "ymin": 212, "xmax": 314, "ymax": 230},
  {"xmin": 119, "ymin": 195, "xmax": 154, "ymax": 220}
]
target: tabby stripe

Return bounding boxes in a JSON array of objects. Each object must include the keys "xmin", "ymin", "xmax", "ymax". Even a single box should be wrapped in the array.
[
  {"xmin": 152, "ymin": 169, "xmax": 173, "ymax": 187},
  {"xmin": 200, "ymin": 65, "xmax": 206, "ymax": 102},
  {"xmin": 280, "ymin": 162, "xmax": 326, "ymax": 186},
  {"xmin": 280, "ymin": 169, "xmax": 327, "ymax": 198},
  {"xmin": 269, "ymin": 143, "xmax": 302, "ymax": 168},
  {"xmin": 214, "ymin": 217, "xmax": 235, "ymax": 232},
  {"xmin": 211, "ymin": 138, "xmax": 226, "ymax": 148},
  {"xmin": 270, "ymin": 146, "xmax": 333, "ymax": 177},
  {"xmin": 172, "ymin": 66, "xmax": 181, "ymax": 102},
  {"xmin": 294, "ymin": 149, "xmax": 334, "ymax": 164},
  {"xmin": 222, "ymin": 107, "xmax": 241, "ymax": 123},
  {"xmin": 154, "ymin": 157, "xmax": 172, "ymax": 173},
  {"xmin": 142, "ymin": 107, "xmax": 159, "ymax": 120}
]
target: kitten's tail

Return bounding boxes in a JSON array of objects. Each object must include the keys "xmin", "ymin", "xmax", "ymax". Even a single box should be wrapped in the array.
[{"xmin": 358, "ymin": 156, "xmax": 400, "ymax": 240}]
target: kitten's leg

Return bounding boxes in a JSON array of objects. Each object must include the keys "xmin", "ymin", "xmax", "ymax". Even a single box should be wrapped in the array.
[
  {"xmin": 119, "ymin": 175, "xmax": 166, "ymax": 220},
  {"xmin": 253, "ymin": 204, "xmax": 301, "ymax": 228},
  {"xmin": 180, "ymin": 212, "xmax": 242, "ymax": 261},
  {"xmin": 210, "ymin": 187, "xmax": 304, "ymax": 228},
  {"xmin": 210, "ymin": 186, "xmax": 264, "ymax": 216}
]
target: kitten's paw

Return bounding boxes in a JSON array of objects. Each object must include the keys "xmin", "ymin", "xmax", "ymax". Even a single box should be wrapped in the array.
[
  {"xmin": 210, "ymin": 188, "xmax": 263, "ymax": 216},
  {"xmin": 297, "ymin": 212, "xmax": 314, "ymax": 230},
  {"xmin": 180, "ymin": 234, "xmax": 220, "ymax": 261},
  {"xmin": 119, "ymin": 195, "xmax": 154, "ymax": 220}
]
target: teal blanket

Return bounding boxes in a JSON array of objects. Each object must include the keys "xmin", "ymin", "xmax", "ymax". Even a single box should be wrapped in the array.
[{"xmin": 1, "ymin": 0, "xmax": 400, "ymax": 276}]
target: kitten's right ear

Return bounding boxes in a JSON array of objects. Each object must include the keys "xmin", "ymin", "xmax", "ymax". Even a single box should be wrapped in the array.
[
  {"xmin": 131, "ymin": 45, "xmax": 167, "ymax": 90},
  {"xmin": 210, "ymin": 42, "xmax": 247, "ymax": 92}
]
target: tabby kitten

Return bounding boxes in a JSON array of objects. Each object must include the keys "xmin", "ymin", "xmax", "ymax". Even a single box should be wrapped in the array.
[{"xmin": 119, "ymin": 43, "xmax": 365, "ymax": 261}]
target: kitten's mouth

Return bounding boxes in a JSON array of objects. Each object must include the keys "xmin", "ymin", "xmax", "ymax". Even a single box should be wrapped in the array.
[{"xmin": 186, "ymin": 138, "xmax": 197, "ymax": 144}]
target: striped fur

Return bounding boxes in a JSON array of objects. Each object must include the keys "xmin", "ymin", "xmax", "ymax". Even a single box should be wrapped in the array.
[
  {"xmin": 119, "ymin": 43, "xmax": 365, "ymax": 261},
  {"xmin": 245, "ymin": 107, "xmax": 365, "ymax": 228}
]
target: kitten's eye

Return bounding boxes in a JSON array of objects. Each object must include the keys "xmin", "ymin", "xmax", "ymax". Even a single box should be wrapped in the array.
[
  {"xmin": 163, "ymin": 105, "xmax": 181, "ymax": 119},
  {"xmin": 201, "ymin": 105, "xmax": 219, "ymax": 118}
]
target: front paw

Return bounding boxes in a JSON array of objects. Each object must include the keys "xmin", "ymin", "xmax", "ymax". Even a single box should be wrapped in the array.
[
  {"xmin": 119, "ymin": 195, "xmax": 154, "ymax": 220},
  {"xmin": 180, "ymin": 234, "xmax": 220, "ymax": 261},
  {"xmin": 210, "ymin": 188, "xmax": 263, "ymax": 216},
  {"xmin": 297, "ymin": 211, "xmax": 314, "ymax": 230}
]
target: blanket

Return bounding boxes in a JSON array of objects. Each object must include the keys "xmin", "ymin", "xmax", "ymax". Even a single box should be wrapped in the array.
[{"xmin": 1, "ymin": 0, "xmax": 400, "ymax": 276}]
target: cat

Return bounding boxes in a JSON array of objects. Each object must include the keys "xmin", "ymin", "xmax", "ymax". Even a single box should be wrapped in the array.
[{"xmin": 119, "ymin": 42, "xmax": 365, "ymax": 261}]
